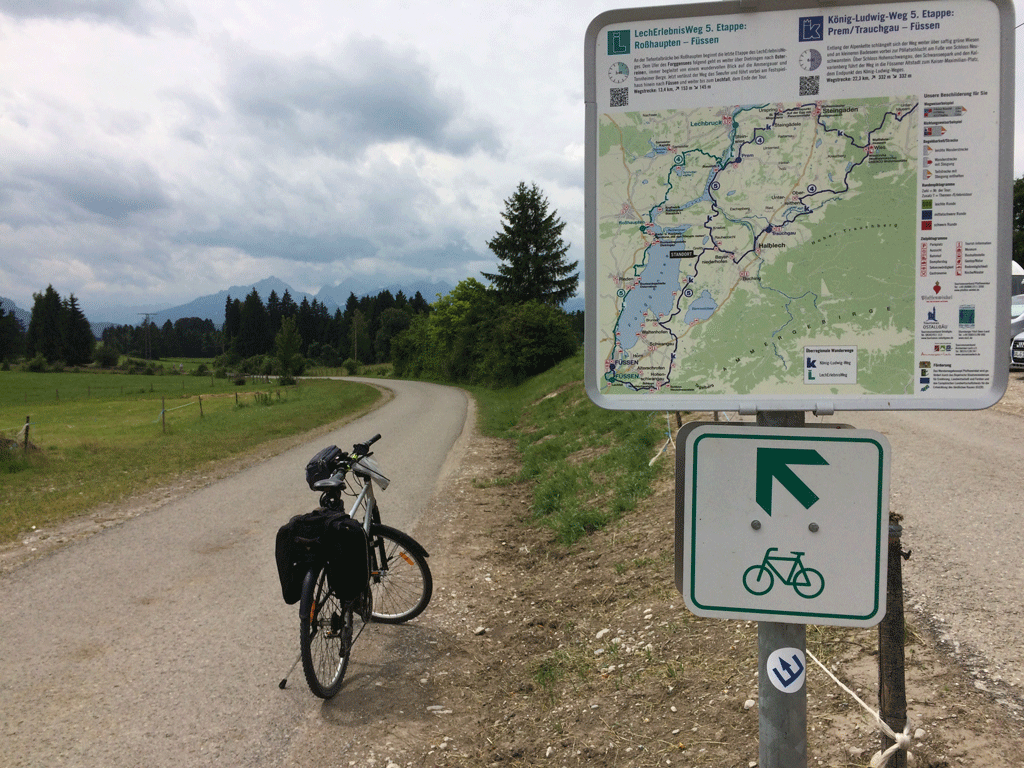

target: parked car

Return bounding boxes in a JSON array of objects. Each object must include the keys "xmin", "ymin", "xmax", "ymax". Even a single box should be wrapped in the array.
[{"xmin": 1012, "ymin": 294, "xmax": 1024, "ymax": 370}]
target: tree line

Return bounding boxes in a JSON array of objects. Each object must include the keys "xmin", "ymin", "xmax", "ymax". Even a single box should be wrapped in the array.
[
  {"xmin": 95, "ymin": 287, "xmax": 434, "ymax": 367},
  {"xmin": 0, "ymin": 285, "xmax": 95, "ymax": 366},
  {"xmin": 2, "ymin": 182, "xmax": 585, "ymax": 388}
]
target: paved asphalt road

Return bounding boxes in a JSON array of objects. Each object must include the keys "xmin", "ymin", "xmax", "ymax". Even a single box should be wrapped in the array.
[{"xmin": 0, "ymin": 378, "xmax": 469, "ymax": 768}]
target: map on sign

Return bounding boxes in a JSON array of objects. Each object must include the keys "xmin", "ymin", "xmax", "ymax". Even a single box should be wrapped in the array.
[
  {"xmin": 585, "ymin": 0, "xmax": 1013, "ymax": 411},
  {"xmin": 597, "ymin": 96, "xmax": 918, "ymax": 397}
]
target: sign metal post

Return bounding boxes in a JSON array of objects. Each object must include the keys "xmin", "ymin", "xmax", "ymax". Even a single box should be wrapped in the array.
[{"xmin": 756, "ymin": 410, "xmax": 807, "ymax": 768}]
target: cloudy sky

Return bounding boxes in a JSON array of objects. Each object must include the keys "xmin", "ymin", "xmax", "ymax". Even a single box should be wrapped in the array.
[{"xmin": 1, "ymin": 0, "xmax": 1022, "ymax": 318}]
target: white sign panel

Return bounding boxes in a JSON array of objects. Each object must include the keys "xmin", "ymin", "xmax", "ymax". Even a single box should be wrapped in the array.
[
  {"xmin": 676, "ymin": 424, "xmax": 890, "ymax": 626},
  {"xmin": 584, "ymin": 0, "xmax": 1015, "ymax": 412}
]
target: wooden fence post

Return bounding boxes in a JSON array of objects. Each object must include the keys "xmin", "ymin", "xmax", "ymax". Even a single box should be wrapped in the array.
[
  {"xmin": 199, "ymin": 394, "xmax": 204, "ymax": 418},
  {"xmin": 24, "ymin": 416, "xmax": 30, "ymax": 452},
  {"xmin": 162, "ymin": 397, "xmax": 166, "ymax": 434}
]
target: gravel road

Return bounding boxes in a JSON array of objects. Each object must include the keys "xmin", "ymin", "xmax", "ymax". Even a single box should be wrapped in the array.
[
  {"xmin": 0, "ymin": 378, "xmax": 470, "ymax": 768},
  {"xmin": 826, "ymin": 397, "xmax": 1024, "ymax": 704}
]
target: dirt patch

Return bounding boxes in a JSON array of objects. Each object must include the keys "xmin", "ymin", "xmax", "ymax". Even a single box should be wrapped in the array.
[{"xmin": 348, "ymin": 388, "xmax": 1024, "ymax": 767}]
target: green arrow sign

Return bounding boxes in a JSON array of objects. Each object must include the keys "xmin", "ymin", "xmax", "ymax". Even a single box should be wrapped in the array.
[{"xmin": 756, "ymin": 447, "xmax": 829, "ymax": 515}]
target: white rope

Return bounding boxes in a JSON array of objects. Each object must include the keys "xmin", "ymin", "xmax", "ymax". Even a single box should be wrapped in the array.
[
  {"xmin": 806, "ymin": 649, "xmax": 914, "ymax": 767},
  {"xmin": 153, "ymin": 401, "xmax": 197, "ymax": 422},
  {"xmin": 648, "ymin": 413, "xmax": 678, "ymax": 465}
]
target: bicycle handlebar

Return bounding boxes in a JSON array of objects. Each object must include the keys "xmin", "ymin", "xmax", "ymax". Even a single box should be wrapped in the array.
[{"xmin": 352, "ymin": 434, "xmax": 381, "ymax": 457}]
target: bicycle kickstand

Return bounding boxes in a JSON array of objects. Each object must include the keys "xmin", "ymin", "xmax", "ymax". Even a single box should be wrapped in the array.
[{"xmin": 279, "ymin": 652, "xmax": 302, "ymax": 689}]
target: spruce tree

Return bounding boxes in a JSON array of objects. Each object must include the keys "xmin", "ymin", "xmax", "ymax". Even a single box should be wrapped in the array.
[
  {"xmin": 0, "ymin": 306, "xmax": 25, "ymax": 362},
  {"xmin": 62, "ymin": 294, "xmax": 95, "ymax": 365},
  {"xmin": 482, "ymin": 182, "xmax": 578, "ymax": 306},
  {"xmin": 237, "ymin": 289, "xmax": 269, "ymax": 358},
  {"xmin": 26, "ymin": 285, "xmax": 64, "ymax": 362}
]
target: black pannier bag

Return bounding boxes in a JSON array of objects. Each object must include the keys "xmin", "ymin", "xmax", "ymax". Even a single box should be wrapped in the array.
[
  {"xmin": 324, "ymin": 515, "xmax": 370, "ymax": 603},
  {"xmin": 274, "ymin": 509, "xmax": 370, "ymax": 605},
  {"xmin": 275, "ymin": 509, "xmax": 337, "ymax": 604},
  {"xmin": 305, "ymin": 445, "xmax": 343, "ymax": 489}
]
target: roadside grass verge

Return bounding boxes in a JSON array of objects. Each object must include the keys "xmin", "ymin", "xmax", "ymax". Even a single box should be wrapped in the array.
[
  {"xmin": 469, "ymin": 352, "xmax": 674, "ymax": 545},
  {"xmin": 0, "ymin": 372, "xmax": 380, "ymax": 543}
]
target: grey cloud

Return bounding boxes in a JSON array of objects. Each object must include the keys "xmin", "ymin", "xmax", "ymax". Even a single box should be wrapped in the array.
[
  {"xmin": 0, "ymin": 0, "xmax": 195, "ymax": 34},
  {"xmin": 224, "ymin": 38, "xmax": 501, "ymax": 158},
  {"xmin": 10, "ymin": 156, "xmax": 171, "ymax": 222},
  {"xmin": 183, "ymin": 226, "xmax": 377, "ymax": 265}
]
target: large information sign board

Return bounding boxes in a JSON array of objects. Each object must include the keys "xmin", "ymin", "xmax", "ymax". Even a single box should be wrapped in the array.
[{"xmin": 584, "ymin": 0, "xmax": 1015, "ymax": 413}]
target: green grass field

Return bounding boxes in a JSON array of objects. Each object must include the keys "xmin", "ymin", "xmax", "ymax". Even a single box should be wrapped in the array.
[
  {"xmin": 2, "ymin": 353, "xmax": 670, "ymax": 550},
  {"xmin": 0, "ymin": 369, "xmax": 380, "ymax": 543}
]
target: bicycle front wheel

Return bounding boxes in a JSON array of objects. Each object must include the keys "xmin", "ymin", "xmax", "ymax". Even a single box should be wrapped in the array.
[
  {"xmin": 299, "ymin": 566, "xmax": 352, "ymax": 698},
  {"xmin": 368, "ymin": 524, "xmax": 432, "ymax": 624}
]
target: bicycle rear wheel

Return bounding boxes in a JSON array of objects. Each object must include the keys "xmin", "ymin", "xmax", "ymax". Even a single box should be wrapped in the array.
[
  {"xmin": 298, "ymin": 566, "xmax": 352, "ymax": 698},
  {"xmin": 368, "ymin": 524, "xmax": 432, "ymax": 624}
]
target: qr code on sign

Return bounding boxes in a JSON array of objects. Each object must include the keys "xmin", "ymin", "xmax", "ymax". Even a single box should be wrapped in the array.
[
  {"xmin": 610, "ymin": 87, "xmax": 628, "ymax": 107},
  {"xmin": 799, "ymin": 76, "xmax": 819, "ymax": 96}
]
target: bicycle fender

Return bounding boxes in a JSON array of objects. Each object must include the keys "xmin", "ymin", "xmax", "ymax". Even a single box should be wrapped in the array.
[{"xmin": 370, "ymin": 523, "xmax": 429, "ymax": 559}]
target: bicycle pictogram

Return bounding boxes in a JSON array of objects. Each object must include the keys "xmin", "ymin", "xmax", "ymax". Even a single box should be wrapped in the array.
[{"xmin": 742, "ymin": 547, "xmax": 825, "ymax": 599}]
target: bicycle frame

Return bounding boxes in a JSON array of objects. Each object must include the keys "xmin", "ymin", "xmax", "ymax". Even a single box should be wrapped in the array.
[
  {"xmin": 346, "ymin": 477, "xmax": 378, "ymax": 535},
  {"xmin": 759, "ymin": 548, "xmax": 806, "ymax": 586}
]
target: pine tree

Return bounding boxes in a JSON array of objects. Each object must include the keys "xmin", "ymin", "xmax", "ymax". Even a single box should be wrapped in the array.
[
  {"xmin": 224, "ymin": 297, "xmax": 242, "ymax": 346},
  {"xmin": 0, "ymin": 306, "xmax": 25, "ymax": 362},
  {"xmin": 26, "ymin": 285, "xmax": 64, "ymax": 362},
  {"xmin": 61, "ymin": 294, "xmax": 95, "ymax": 365},
  {"xmin": 275, "ymin": 316, "xmax": 303, "ymax": 380},
  {"xmin": 237, "ymin": 289, "xmax": 269, "ymax": 358},
  {"xmin": 482, "ymin": 182, "xmax": 578, "ymax": 306}
]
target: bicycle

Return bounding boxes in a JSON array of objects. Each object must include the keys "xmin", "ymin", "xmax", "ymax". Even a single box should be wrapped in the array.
[
  {"xmin": 279, "ymin": 434, "xmax": 433, "ymax": 698},
  {"xmin": 742, "ymin": 547, "xmax": 824, "ymax": 599}
]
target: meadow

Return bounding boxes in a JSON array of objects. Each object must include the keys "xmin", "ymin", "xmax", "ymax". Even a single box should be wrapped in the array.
[{"xmin": 0, "ymin": 366, "xmax": 380, "ymax": 543}]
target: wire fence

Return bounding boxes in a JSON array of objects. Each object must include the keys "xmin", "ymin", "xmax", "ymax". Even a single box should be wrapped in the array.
[{"xmin": 1, "ymin": 389, "xmax": 287, "ymax": 448}]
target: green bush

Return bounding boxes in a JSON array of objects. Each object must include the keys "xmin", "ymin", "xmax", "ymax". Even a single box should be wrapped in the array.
[
  {"xmin": 478, "ymin": 301, "xmax": 579, "ymax": 386},
  {"xmin": 23, "ymin": 354, "xmax": 49, "ymax": 372},
  {"xmin": 0, "ymin": 446, "xmax": 31, "ymax": 475},
  {"xmin": 93, "ymin": 344, "xmax": 120, "ymax": 368}
]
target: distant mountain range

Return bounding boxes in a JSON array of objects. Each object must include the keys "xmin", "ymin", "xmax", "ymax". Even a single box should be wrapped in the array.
[{"xmin": 2, "ymin": 277, "xmax": 456, "ymax": 337}]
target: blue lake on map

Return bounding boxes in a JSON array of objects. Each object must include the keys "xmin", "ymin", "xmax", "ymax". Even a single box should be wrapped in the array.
[
  {"xmin": 682, "ymin": 289, "xmax": 718, "ymax": 324},
  {"xmin": 615, "ymin": 240, "xmax": 687, "ymax": 349}
]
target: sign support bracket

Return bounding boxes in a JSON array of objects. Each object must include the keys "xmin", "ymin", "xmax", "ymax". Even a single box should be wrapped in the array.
[{"xmin": 757, "ymin": 410, "xmax": 808, "ymax": 768}]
